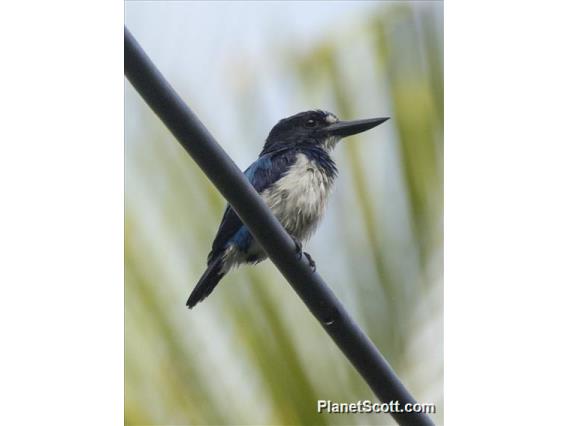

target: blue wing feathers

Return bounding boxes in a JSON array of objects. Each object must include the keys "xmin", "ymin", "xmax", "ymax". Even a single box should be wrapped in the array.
[{"xmin": 207, "ymin": 151, "xmax": 296, "ymax": 263}]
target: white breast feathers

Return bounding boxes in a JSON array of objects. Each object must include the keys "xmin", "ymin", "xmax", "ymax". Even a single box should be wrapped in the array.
[{"xmin": 261, "ymin": 154, "xmax": 334, "ymax": 242}]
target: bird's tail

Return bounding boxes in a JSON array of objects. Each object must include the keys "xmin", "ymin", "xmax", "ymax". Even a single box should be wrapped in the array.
[{"xmin": 186, "ymin": 255, "xmax": 226, "ymax": 309}]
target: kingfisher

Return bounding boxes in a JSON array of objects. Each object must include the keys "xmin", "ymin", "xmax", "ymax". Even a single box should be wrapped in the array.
[{"xmin": 187, "ymin": 110, "xmax": 389, "ymax": 308}]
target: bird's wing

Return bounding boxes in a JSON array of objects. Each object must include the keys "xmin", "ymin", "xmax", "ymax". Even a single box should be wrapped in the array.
[{"xmin": 207, "ymin": 150, "xmax": 295, "ymax": 263}]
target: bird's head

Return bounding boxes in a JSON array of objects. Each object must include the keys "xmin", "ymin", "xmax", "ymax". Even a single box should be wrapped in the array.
[{"xmin": 262, "ymin": 110, "xmax": 389, "ymax": 154}]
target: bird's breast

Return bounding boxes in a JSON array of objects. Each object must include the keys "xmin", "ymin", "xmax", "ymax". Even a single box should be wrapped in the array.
[{"xmin": 261, "ymin": 153, "xmax": 335, "ymax": 241}]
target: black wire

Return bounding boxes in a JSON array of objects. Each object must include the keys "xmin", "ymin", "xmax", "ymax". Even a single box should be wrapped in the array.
[{"xmin": 124, "ymin": 27, "xmax": 435, "ymax": 426}]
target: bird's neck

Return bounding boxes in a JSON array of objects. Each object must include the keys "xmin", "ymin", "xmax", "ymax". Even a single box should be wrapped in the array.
[{"xmin": 296, "ymin": 144, "xmax": 338, "ymax": 181}]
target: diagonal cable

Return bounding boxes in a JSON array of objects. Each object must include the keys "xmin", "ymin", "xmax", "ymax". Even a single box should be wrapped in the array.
[{"xmin": 124, "ymin": 27, "xmax": 434, "ymax": 426}]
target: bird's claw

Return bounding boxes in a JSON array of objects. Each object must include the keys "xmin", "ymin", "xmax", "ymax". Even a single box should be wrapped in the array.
[
  {"xmin": 291, "ymin": 236, "xmax": 316, "ymax": 272},
  {"xmin": 291, "ymin": 236, "xmax": 303, "ymax": 260},
  {"xmin": 304, "ymin": 251, "xmax": 316, "ymax": 272}
]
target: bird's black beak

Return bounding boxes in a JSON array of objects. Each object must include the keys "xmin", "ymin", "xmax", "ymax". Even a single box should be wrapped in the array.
[{"xmin": 325, "ymin": 117, "xmax": 390, "ymax": 138}]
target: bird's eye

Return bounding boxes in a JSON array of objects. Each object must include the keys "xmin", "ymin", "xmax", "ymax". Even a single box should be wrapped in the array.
[{"xmin": 305, "ymin": 119, "xmax": 317, "ymax": 128}]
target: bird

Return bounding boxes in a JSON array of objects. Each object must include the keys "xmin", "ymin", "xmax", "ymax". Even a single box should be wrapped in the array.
[{"xmin": 187, "ymin": 110, "xmax": 389, "ymax": 308}]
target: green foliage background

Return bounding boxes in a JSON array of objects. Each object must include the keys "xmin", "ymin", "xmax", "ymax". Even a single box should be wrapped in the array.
[{"xmin": 126, "ymin": 2, "xmax": 443, "ymax": 425}]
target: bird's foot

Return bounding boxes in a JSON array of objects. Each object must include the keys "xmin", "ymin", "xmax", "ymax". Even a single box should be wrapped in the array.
[
  {"xmin": 291, "ymin": 236, "xmax": 316, "ymax": 272},
  {"xmin": 303, "ymin": 251, "xmax": 316, "ymax": 272},
  {"xmin": 291, "ymin": 236, "xmax": 303, "ymax": 260}
]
